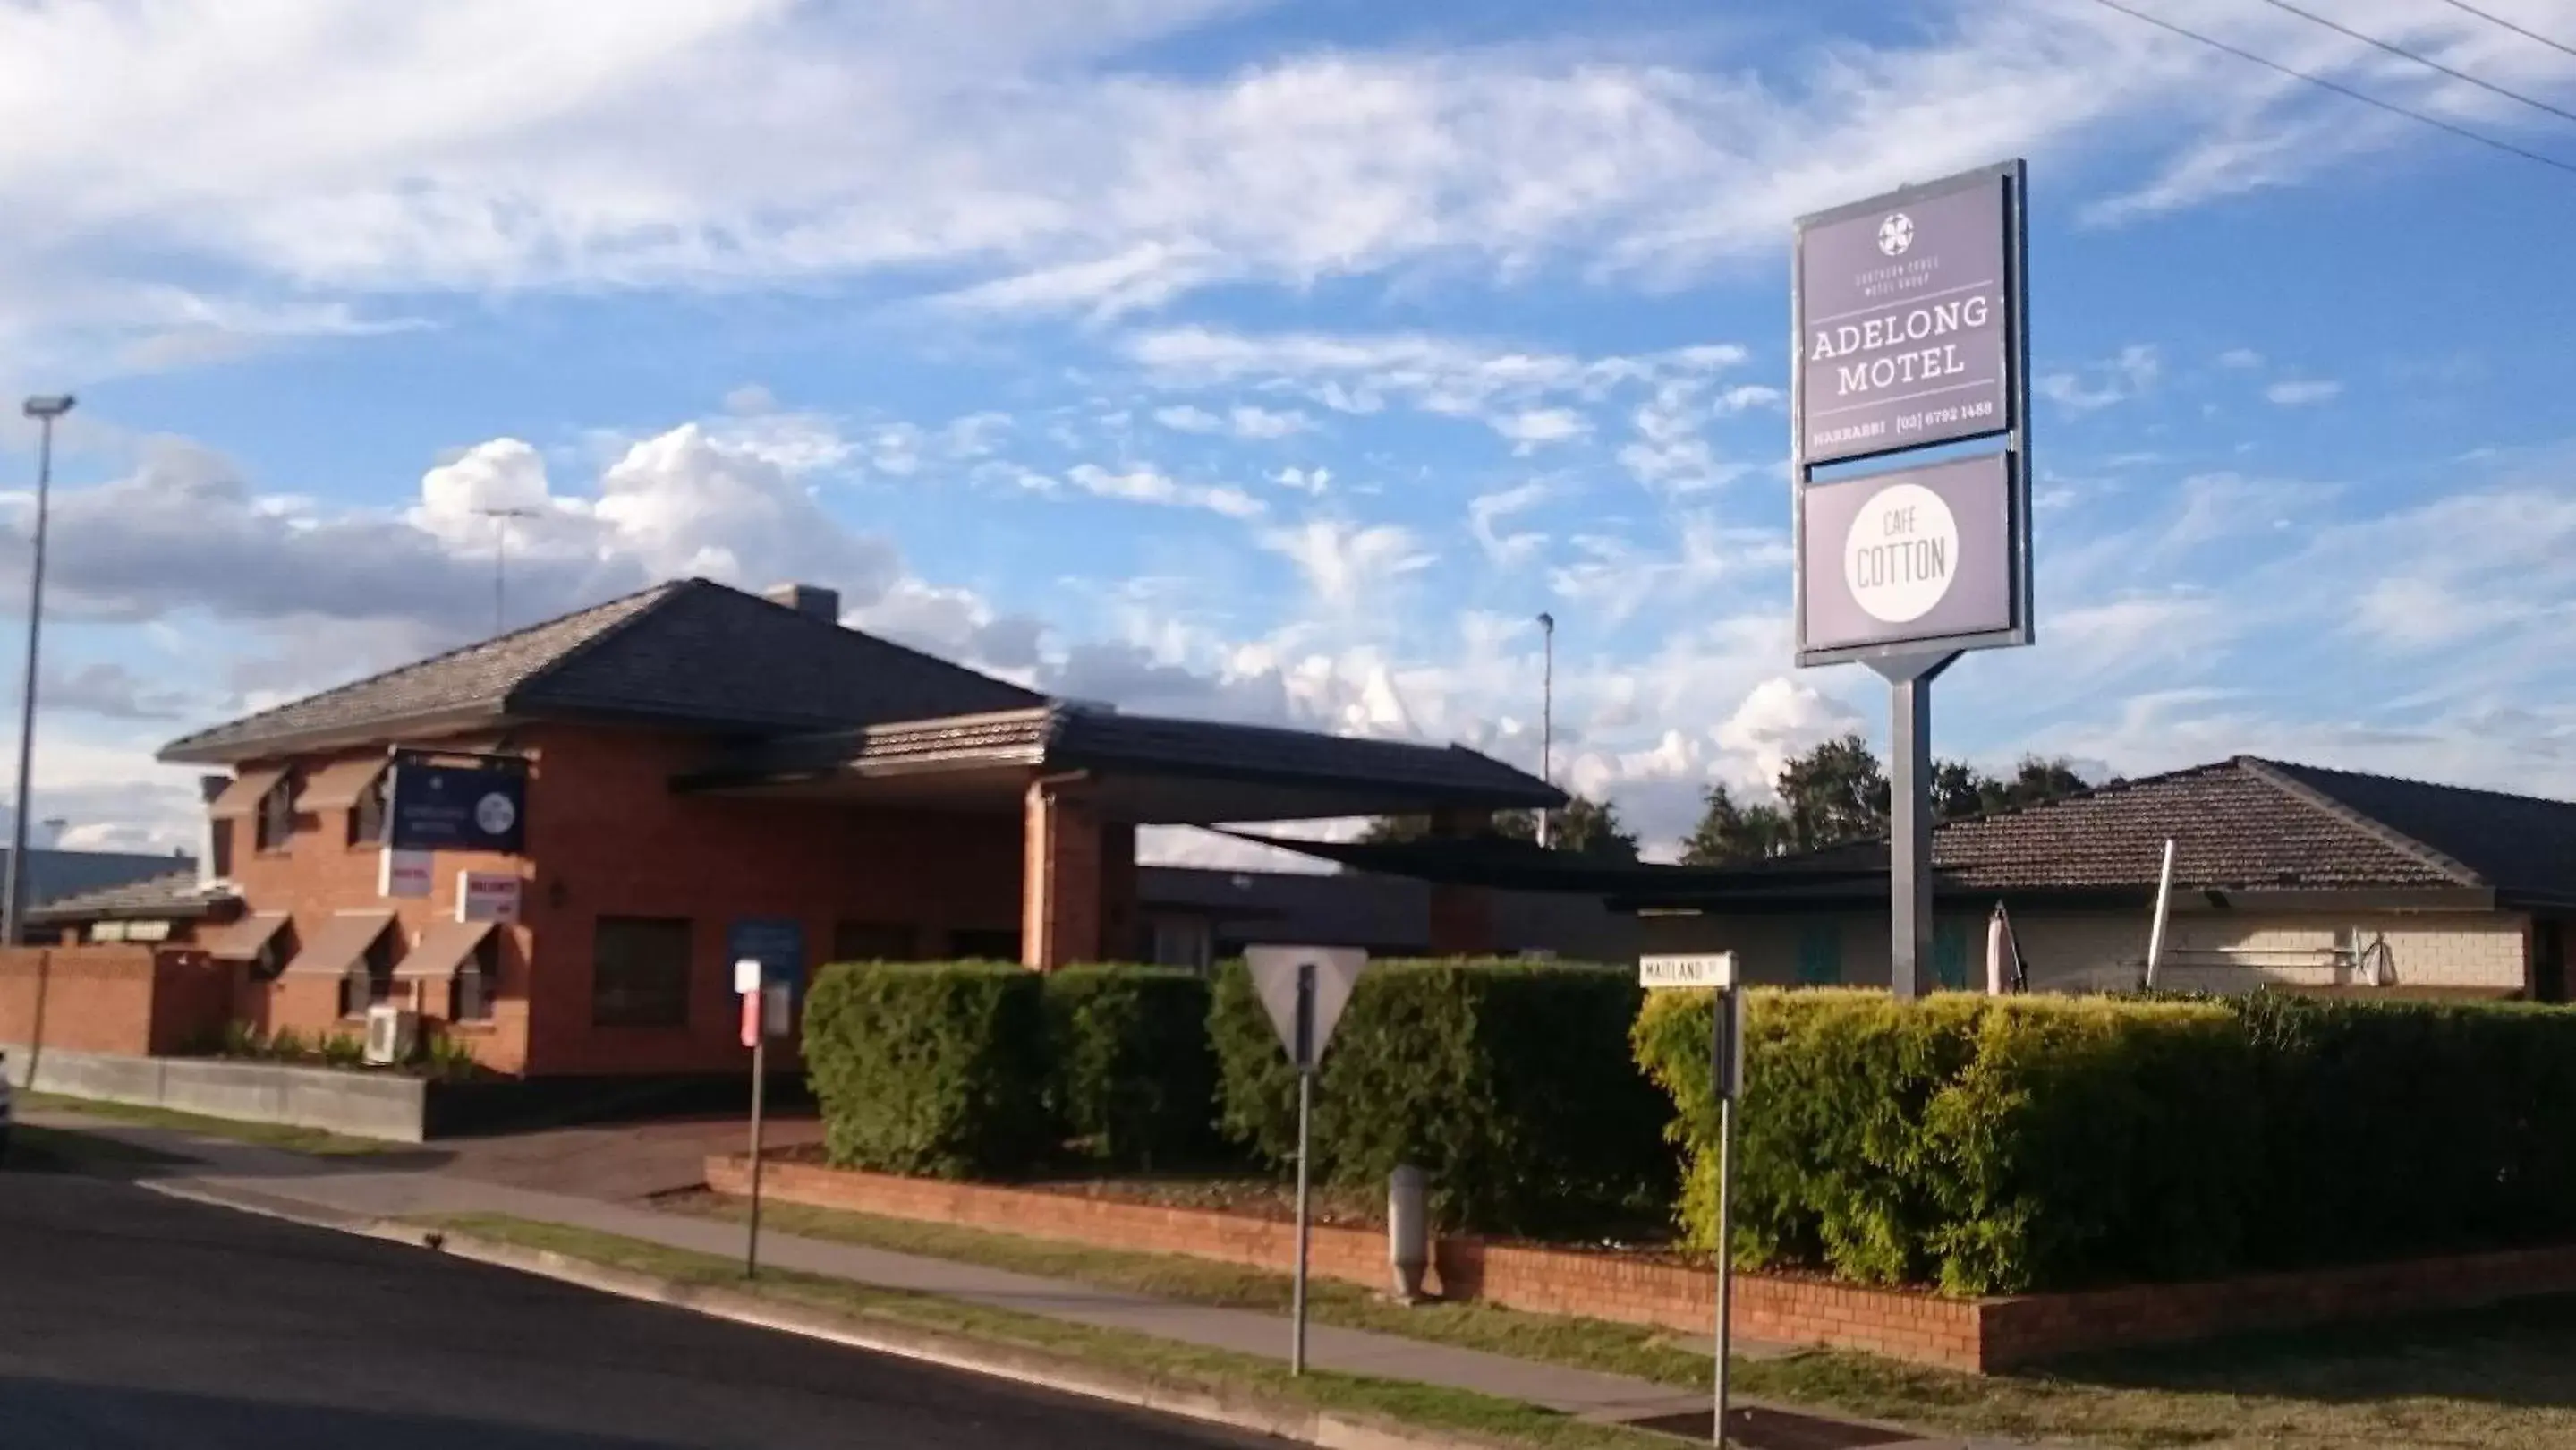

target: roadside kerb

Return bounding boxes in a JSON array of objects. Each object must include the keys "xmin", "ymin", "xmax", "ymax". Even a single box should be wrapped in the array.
[{"xmin": 136, "ymin": 1178, "xmax": 1657, "ymax": 1450}]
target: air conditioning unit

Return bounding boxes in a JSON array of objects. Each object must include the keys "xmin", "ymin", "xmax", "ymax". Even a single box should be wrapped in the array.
[{"xmin": 363, "ymin": 1005, "xmax": 420, "ymax": 1066}]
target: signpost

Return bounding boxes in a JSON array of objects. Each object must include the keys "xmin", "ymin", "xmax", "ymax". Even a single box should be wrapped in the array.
[
  {"xmin": 735, "ymin": 958, "xmax": 791, "ymax": 1279},
  {"xmin": 1791, "ymin": 160, "xmax": 2032, "ymax": 1000},
  {"xmin": 378, "ymin": 848, "xmax": 432, "ymax": 900},
  {"xmin": 1639, "ymin": 953, "xmax": 1743, "ymax": 1447},
  {"xmin": 1244, "ymin": 944, "xmax": 1368, "ymax": 1376},
  {"xmin": 727, "ymin": 917, "xmax": 808, "ymax": 1008}
]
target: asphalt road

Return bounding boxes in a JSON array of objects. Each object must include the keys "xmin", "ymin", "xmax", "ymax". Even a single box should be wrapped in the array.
[{"xmin": 0, "ymin": 1171, "xmax": 1279, "ymax": 1449}]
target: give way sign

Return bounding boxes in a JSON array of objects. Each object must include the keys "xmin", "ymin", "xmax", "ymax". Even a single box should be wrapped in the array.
[{"xmin": 1244, "ymin": 945, "xmax": 1368, "ymax": 1072}]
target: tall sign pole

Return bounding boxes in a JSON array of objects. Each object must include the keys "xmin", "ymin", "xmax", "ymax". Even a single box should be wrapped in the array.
[
  {"xmin": 1790, "ymin": 161, "xmax": 2033, "ymax": 999},
  {"xmin": 1642, "ymin": 953, "xmax": 1742, "ymax": 1446},
  {"xmin": 1245, "ymin": 944, "xmax": 1368, "ymax": 1378}
]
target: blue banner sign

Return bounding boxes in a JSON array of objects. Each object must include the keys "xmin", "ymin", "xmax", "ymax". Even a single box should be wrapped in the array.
[
  {"xmin": 727, "ymin": 917, "xmax": 807, "ymax": 998},
  {"xmin": 387, "ymin": 756, "xmax": 528, "ymax": 854}
]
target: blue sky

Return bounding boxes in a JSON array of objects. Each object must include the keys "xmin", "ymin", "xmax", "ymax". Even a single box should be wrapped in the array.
[{"xmin": 2, "ymin": 0, "xmax": 2574, "ymax": 863}]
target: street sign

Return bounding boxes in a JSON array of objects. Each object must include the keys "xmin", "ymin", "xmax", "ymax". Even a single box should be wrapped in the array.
[
  {"xmin": 1795, "ymin": 166, "xmax": 2014, "ymax": 466},
  {"xmin": 1640, "ymin": 953, "xmax": 1738, "ymax": 990},
  {"xmin": 1245, "ymin": 945, "xmax": 1366, "ymax": 1071},
  {"xmin": 456, "ymin": 871, "xmax": 522, "ymax": 924},
  {"xmin": 1799, "ymin": 452, "xmax": 2016, "ymax": 659},
  {"xmin": 387, "ymin": 756, "xmax": 527, "ymax": 854},
  {"xmin": 378, "ymin": 848, "xmax": 432, "ymax": 899}
]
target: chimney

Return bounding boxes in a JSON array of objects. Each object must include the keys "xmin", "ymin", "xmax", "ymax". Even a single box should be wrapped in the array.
[{"xmin": 764, "ymin": 583, "xmax": 841, "ymax": 623}]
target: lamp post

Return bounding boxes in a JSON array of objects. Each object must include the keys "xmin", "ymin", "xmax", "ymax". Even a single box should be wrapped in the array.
[
  {"xmin": 1536, "ymin": 611, "xmax": 1555, "ymax": 849},
  {"xmin": 476, "ymin": 506, "xmax": 539, "ymax": 635},
  {"xmin": 4, "ymin": 395, "xmax": 73, "ymax": 951}
]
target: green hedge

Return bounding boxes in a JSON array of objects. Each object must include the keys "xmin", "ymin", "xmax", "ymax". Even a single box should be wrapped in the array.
[
  {"xmin": 1043, "ymin": 964, "xmax": 1220, "ymax": 1170},
  {"xmin": 1212, "ymin": 958, "xmax": 1672, "ymax": 1236},
  {"xmin": 1634, "ymin": 989, "xmax": 2257, "ymax": 1294},
  {"xmin": 803, "ymin": 960, "xmax": 1051, "ymax": 1178},
  {"xmin": 1636, "ymin": 989, "xmax": 2576, "ymax": 1296}
]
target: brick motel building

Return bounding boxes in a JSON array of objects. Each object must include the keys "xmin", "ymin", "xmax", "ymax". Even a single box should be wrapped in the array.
[{"xmin": 47, "ymin": 579, "xmax": 1556, "ymax": 1079}]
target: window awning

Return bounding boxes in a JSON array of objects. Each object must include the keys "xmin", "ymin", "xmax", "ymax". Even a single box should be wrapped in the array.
[
  {"xmin": 280, "ymin": 910, "xmax": 395, "ymax": 977},
  {"xmin": 199, "ymin": 911, "xmax": 290, "ymax": 962},
  {"xmin": 208, "ymin": 765, "xmax": 289, "ymax": 819},
  {"xmin": 300, "ymin": 755, "xmax": 389, "ymax": 811},
  {"xmin": 394, "ymin": 920, "xmax": 493, "ymax": 981}
]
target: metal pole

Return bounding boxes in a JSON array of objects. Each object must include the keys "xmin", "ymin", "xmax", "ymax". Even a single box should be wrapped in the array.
[
  {"xmin": 4, "ymin": 398, "xmax": 71, "ymax": 958},
  {"xmin": 1537, "ymin": 612, "xmax": 1554, "ymax": 849},
  {"xmin": 479, "ymin": 506, "xmax": 535, "ymax": 636},
  {"xmin": 1290, "ymin": 960, "xmax": 1316, "ymax": 1375},
  {"xmin": 2144, "ymin": 838, "xmax": 2177, "ymax": 987},
  {"xmin": 1869, "ymin": 652, "xmax": 1955, "ymax": 1001},
  {"xmin": 1711, "ymin": 991, "xmax": 1738, "ymax": 1447},
  {"xmin": 746, "ymin": 1034, "xmax": 767, "ymax": 1278}
]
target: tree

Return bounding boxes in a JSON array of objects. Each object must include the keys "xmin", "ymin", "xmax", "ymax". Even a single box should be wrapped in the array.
[
  {"xmin": 1978, "ymin": 755, "xmax": 2093, "ymax": 813},
  {"xmin": 1680, "ymin": 782, "xmax": 1792, "ymax": 866},
  {"xmin": 1932, "ymin": 760, "xmax": 1989, "ymax": 821},
  {"xmin": 1777, "ymin": 733, "xmax": 1889, "ymax": 852},
  {"xmin": 1357, "ymin": 795, "xmax": 1639, "ymax": 863}
]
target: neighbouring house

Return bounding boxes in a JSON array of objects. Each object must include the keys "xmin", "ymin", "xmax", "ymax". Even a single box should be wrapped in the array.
[
  {"xmin": 26, "ymin": 869, "xmax": 234, "ymax": 948},
  {"xmin": 0, "ymin": 849, "xmax": 200, "ymax": 942},
  {"xmin": 1135, "ymin": 864, "xmax": 1639, "ymax": 969},
  {"xmin": 103, "ymin": 577, "xmax": 1557, "ymax": 1078},
  {"xmin": 1609, "ymin": 756, "xmax": 2576, "ymax": 999}
]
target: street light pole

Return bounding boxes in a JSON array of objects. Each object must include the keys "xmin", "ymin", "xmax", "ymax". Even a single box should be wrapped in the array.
[
  {"xmin": 476, "ymin": 506, "xmax": 538, "ymax": 636},
  {"xmin": 4, "ymin": 395, "xmax": 74, "ymax": 952},
  {"xmin": 1536, "ymin": 612, "xmax": 1555, "ymax": 849}
]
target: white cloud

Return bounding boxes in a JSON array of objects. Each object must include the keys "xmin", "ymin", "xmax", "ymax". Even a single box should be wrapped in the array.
[
  {"xmin": 1492, "ymin": 407, "xmax": 1588, "ymax": 453},
  {"xmin": 1065, "ymin": 463, "xmax": 1266, "ymax": 519},
  {"xmin": 1260, "ymin": 519, "xmax": 1435, "ymax": 610},
  {"xmin": 1154, "ymin": 405, "xmax": 1223, "ymax": 433},
  {"xmin": 1156, "ymin": 403, "xmax": 1314, "ymax": 439},
  {"xmin": 1271, "ymin": 466, "xmax": 1331, "ymax": 495},
  {"xmin": 2265, "ymin": 378, "xmax": 2342, "ymax": 406},
  {"xmin": 2216, "ymin": 348, "xmax": 2263, "ymax": 370},
  {"xmin": 2037, "ymin": 345, "xmax": 2159, "ymax": 413},
  {"xmin": 1467, "ymin": 482, "xmax": 1548, "ymax": 568}
]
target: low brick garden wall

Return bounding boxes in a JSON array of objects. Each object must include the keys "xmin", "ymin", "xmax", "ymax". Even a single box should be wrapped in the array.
[{"xmin": 710, "ymin": 1154, "xmax": 2576, "ymax": 1373}]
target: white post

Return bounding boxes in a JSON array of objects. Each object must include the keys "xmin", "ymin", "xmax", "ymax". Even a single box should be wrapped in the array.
[
  {"xmin": 1290, "ymin": 963, "xmax": 1316, "ymax": 1375},
  {"xmin": 1710, "ymin": 988, "xmax": 1739, "ymax": 1447},
  {"xmin": 1536, "ymin": 611, "xmax": 1555, "ymax": 850},
  {"xmin": 2145, "ymin": 838, "xmax": 2177, "ymax": 987},
  {"xmin": 1986, "ymin": 903, "xmax": 2008, "ymax": 996}
]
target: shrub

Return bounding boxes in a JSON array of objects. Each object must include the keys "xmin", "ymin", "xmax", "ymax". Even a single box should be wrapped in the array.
[
  {"xmin": 420, "ymin": 1032, "xmax": 483, "ymax": 1082},
  {"xmin": 1212, "ymin": 958, "xmax": 1672, "ymax": 1236},
  {"xmin": 267, "ymin": 1027, "xmax": 307, "ymax": 1062},
  {"xmin": 803, "ymin": 960, "xmax": 1051, "ymax": 1179},
  {"xmin": 219, "ymin": 1019, "xmax": 267, "ymax": 1059},
  {"xmin": 1042, "ymin": 965, "xmax": 1220, "ymax": 1171},
  {"xmin": 1634, "ymin": 990, "xmax": 2256, "ymax": 1294},
  {"xmin": 319, "ymin": 1032, "xmax": 366, "ymax": 1069}
]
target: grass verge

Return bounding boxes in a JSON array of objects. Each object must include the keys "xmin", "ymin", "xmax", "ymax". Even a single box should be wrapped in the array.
[
  {"xmin": 419, "ymin": 1211, "xmax": 1679, "ymax": 1450},
  {"xmin": 24, "ymin": 1091, "xmax": 401, "ymax": 1157},
  {"xmin": 659, "ymin": 1189, "xmax": 2576, "ymax": 1450}
]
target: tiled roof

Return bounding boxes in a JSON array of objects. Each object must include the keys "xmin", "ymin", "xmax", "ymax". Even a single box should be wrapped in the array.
[
  {"xmin": 2255, "ymin": 758, "xmax": 2576, "ymax": 902},
  {"xmin": 26, "ymin": 869, "xmax": 224, "ymax": 923},
  {"xmin": 1926, "ymin": 757, "xmax": 2477, "ymax": 892},
  {"xmin": 159, "ymin": 579, "xmax": 1045, "ymax": 763}
]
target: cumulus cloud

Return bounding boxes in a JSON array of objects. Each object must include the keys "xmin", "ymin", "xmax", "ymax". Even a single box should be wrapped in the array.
[{"xmin": 1261, "ymin": 519, "xmax": 1436, "ymax": 610}]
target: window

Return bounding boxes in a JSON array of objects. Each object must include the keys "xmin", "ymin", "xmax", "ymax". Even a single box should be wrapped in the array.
[
  {"xmin": 453, "ymin": 934, "xmax": 500, "ymax": 1022},
  {"xmin": 1796, "ymin": 921, "xmax": 1842, "ymax": 985},
  {"xmin": 832, "ymin": 920, "xmax": 918, "ymax": 962},
  {"xmin": 209, "ymin": 819, "xmax": 234, "ymax": 880},
  {"xmin": 1150, "ymin": 918, "xmax": 1213, "ymax": 974},
  {"xmin": 348, "ymin": 772, "xmax": 388, "ymax": 847},
  {"xmin": 338, "ymin": 932, "xmax": 397, "ymax": 1019},
  {"xmin": 946, "ymin": 927, "xmax": 1022, "ymax": 963},
  {"xmin": 255, "ymin": 772, "xmax": 300, "ymax": 852},
  {"xmin": 592, "ymin": 917, "xmax": 693, "ymax": 1028}
]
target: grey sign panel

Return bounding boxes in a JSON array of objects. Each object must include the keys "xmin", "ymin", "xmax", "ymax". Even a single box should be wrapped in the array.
[
  {"xmin": 1798, "ymin": 453, "xmax": 2014, "ymax": 660},
  {"xmin": 1796, "ymin": 172, "xmax": 2011, "ymax": 465}
]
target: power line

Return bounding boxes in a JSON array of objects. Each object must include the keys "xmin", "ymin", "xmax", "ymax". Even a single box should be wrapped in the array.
[
  {"xmin": 2431, "ymin": 0, "xmax": 2576, "ymax": 66},
  {"xmin": 2251, "ymin": 0, "xmax": 2576, "ymax": 127},
  {"xmin": 2080, "ymin": 0, "xmax": 2576, "ymax": 181}
]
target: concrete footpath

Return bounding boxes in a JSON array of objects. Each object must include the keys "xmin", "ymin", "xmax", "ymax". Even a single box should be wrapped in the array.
[{"xmin": 21, "ymin": 1105, "xmax": 2039, "ymax": 1450}]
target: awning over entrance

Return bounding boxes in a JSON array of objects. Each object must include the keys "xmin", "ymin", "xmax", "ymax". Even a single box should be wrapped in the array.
[{"xmin": 672, "ymin": 705, "xmax": 1565, "ymax": 824}]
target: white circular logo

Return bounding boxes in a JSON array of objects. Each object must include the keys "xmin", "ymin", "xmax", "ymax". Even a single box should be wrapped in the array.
[
  {"xmin": 474, "ymin": 792, "xmax": 517, "ymax": 837},
  {"xmin": 1842, "ymin": 482, "xmax": 1958, "ymax": 624},
  {"xmin": 1876, "ymin": 212, "xmax": 1914, "ymax": 257}
]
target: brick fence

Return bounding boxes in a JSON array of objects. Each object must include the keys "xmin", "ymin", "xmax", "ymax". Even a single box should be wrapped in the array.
[
  {"xmin": 710, "ymin": 1154, "xmax": 2576, "ymax": 1372},
  {"xmin": 0, "ymin": 945, "xmax": 235, "ymax": 1058}
]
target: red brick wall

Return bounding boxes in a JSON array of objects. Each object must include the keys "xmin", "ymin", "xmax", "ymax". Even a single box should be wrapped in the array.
[
  {"xmin": 712, "ymin": 1154, "xmax": 2576, "ymax": 1373},
  {"xmin": 1021, "ymin": 779, "xmax": 1101, "ymax": 969},
  {"xmin": 0, "ymin": 945, "xmax": 238, "ymax": 1057},
  {"xmin": 514, "ymin": 725, "xmax": 1023, "ymax": 1075},
  {"xmin": 218, "ymin": 726, "xmax": 1027, "ymax": 1078}
]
